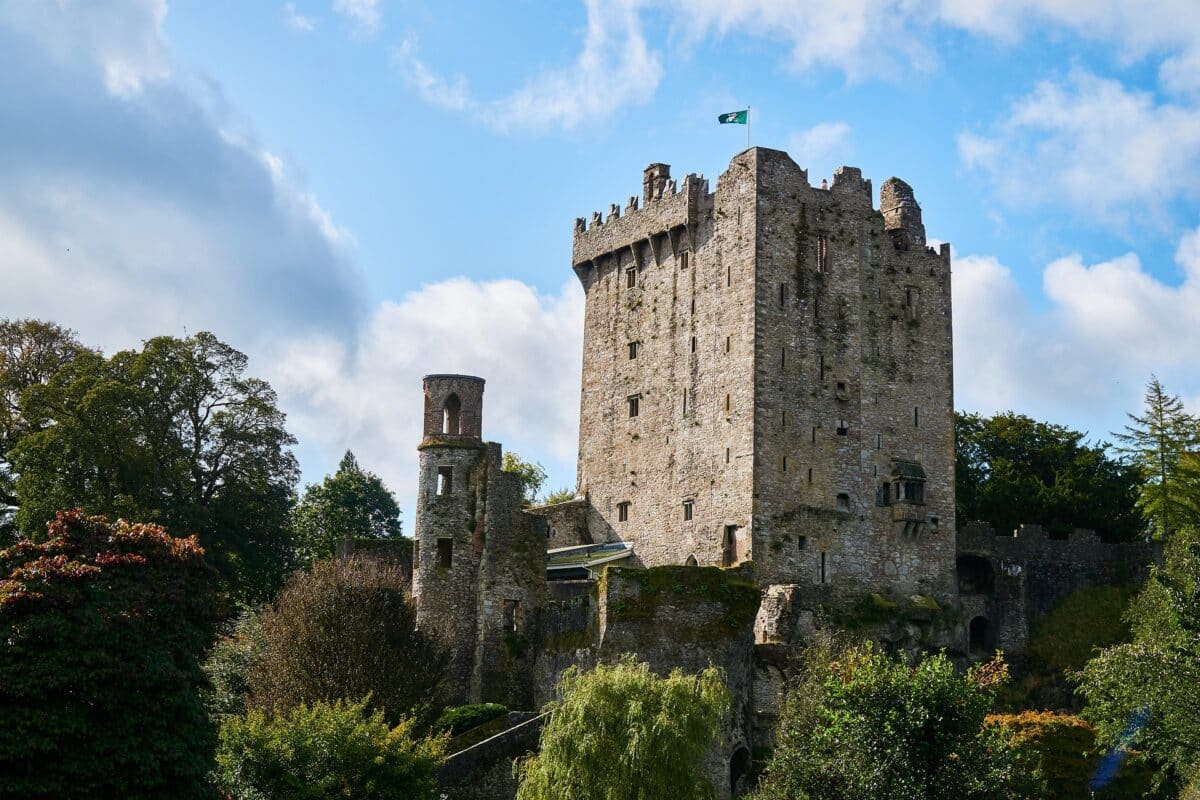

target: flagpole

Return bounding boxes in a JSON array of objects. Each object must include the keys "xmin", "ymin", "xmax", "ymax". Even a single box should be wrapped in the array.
[{"xmin": 746, "ymin": 105, "xmax": 750, "ymax": 149}]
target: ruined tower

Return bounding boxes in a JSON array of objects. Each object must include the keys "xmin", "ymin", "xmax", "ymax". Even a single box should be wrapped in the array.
[
  {"xmin": 570, "ymin": 148, "xmax": 956, "ymax": 600},
  {"xmin": 412, "ymin": 374, "xmax": 547, "ymax": 707}
]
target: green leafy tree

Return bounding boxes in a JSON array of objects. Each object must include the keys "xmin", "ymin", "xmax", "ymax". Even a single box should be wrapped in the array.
[
  {"xmin": 1077, "ymin": 528, "xmax": 1200, "ymax": 793},
  {"xmin": 248, "ymin": 556, "xmax": 446, "ymax": 725},
  {"xmin": 516, "ymin": 657, "xmax": 730, "ymax": 800},
  {"xmin": 293, "ymin": 450, "xmax": 402, "ymax": 565},
  {"xmin": 0, "ymin": 511, "xmax": 221, "ymax": 800},
  {"xmin": 753, "ymin": 637, "xmax": 1041, "ymax": 800},
  {"xmin": 502, "ymin": 451, "xmax": 548, "ymax": 506},
  {"xmin": 203, "ymin": 609, "xmax": 265, "ymax": 718},
  {"xmin": 0, "ymin": 319, "xmax": 92, "ymax": 544},
  {"xmin": 1115, "ymin": 377, "xmax": 1200, "ymax": 539},
  {"xmin": 11, "ymin": 331, "xmax": 298, "ymax": 602},
  {"xmin": 215, "ymin": 697, "xmax": 445, "ymax": 800},
  {"xmin": 956, "ymin": 411, "xmax": 1143, "ymax": 541},
  {"xmin": 541, "ymin": 487, "xmax": 577, "ymax": 505}
]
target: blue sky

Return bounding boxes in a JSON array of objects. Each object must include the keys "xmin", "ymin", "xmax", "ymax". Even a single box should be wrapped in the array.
[{"xmin": 2, "ymin": 1, "xmax": 1200, "ymax": 524}]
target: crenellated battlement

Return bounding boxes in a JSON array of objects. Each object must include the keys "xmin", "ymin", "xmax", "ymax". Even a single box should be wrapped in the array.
[{"xmin": 572, "ymin": 164, "xmax": 711, "ymax": 269}]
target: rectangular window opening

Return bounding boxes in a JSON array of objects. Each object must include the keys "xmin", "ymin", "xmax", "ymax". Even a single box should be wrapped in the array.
[
  {"xmin": 628, "ymin": 341, "xmax": 638, "ymax": 359},
  {"xmin": 807, "ymin": 467, "xmax": 813, "ymax": 483},
  {"xmin": 726, "ymin": 264, "xmax": 732, "ymax": 287},
  {"xmin": 797, "ymin": 535, "xmax": 807, "ymax": 551},
  {"xmin": 436, "ymin": 466, "xmax": 453, "ymax": 496},
  {"xmin": 680, "ymin": 251, "xmax": 689, "ymax": 270},
  {"xmin": 811, "ymin": 427, "xmax": 817, "ymax": 443},
  {"xmin": 725, "ymin": 336, "xmax": 731, "ymax": 353},
  {"xmin": 502, "ymin": 599, "xmax": 518, "ymax": 632},
  {"xmin": 876, "ymin": 433, "xmax": 882, "ymax": 450},
  {"xmin": 437, "ymin": 537, "xmax": 453, "ymax": 569},
  {"xmin": 617, "ymin": 501, "xmax": 630, "ymax": 522},
  {"xmin": 690, "ymin": 336, "xmax": 697, "ymax": 353},
  {"xmin": 914, "ymin": 406, "xmax": 920, "ymax": 428},
  {"xmin": 725, "ymin": 447, "xmax": 731, "ymax": 464},
  {"xmin": 782, "ymin": 455, "xmax": 788, "ymax": 472},
  {"xmin": 682, "ymin": 500, "xmax": 694, "ymax": 521},
  {"xmin": 820, "ymin": 551, "xmax": 827, "ymax": 583},
  {"xmin": 818, "ymin": 354, "xmax": 825, "ymax": 380},
  {"xmin": 836, "ymin": 419, "xmax": 848, "ymax": 436},
  {"xmin": 626, "ymin": 267, "xmax": 637, "ymax": 288},
  {"xmin": 628, "ymin": 395, "xmax": 641, "ymax": 418},
  {"xmin": 779, "ymin": 283, "xmax": 787, "ymax": 306},
  {"xmin": 724, "ymin": 394, "xmax": 731, "ymax": 413}
]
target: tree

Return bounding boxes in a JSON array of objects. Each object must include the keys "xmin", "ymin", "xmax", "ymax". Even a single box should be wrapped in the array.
[
  {"xmin": 215, "ymin": 697, "xmax": 445, "ymax": 800},
  {"xmin": 247, "ymin": 556, "xmax": 446, "ymax": 726},
  {"xmin": 10, "ymin": 331, "xmax": 298, "ymax": 602},
  {"xmin": 292, "ymin": 450, "xmax": 402, "ymax": 566},
  {"xmin": 515, "ymin": 657, "xmax": 730, "ymax": 800},
  {"xmin": 1077, "ymin": 527, "xmax": 1200, "ymax": 794},
  {"xmin": 0, "ymin": 511, "xmax": 221, "ymax": 800},
  {"xmin": 956, "ymin": 411, "xmax": 1144, "ymax": 541},
  {"xmin": 753, "ymin": 637, "xmax": 1041, "ymax": 800},
  {"xmin": 0, "ymin": 319, "xmax": 92, "ymax": 544},
  {"xmin": 542, "ymin": 487, "xmax": 577, "ymax": 505},
  {"xmin": 1114, "ymin": 377, "xmax": 1200, "ymax": 539},
  {"xmin": 502, "ymin": 451, "xmax": 547, "ymax": 506},
  {"xmin": 203, "ymin": 609, "xmax": 265, "ymax": 718}
]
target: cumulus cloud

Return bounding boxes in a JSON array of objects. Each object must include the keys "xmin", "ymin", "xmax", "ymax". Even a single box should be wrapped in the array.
[
  {"xmin": 393, "ymin": 37, "xmax": 476, "ymax": 112},
  {"xmin": 283, "ymin": 3, "xmax": 317, "ymax": 33},
  {"xmin": 0, "ymin": 2, "xmax": 363, "ymax": 353},
  {"xmin": 953, "ymin": 230, "xmax": 1200, "ymax": 434},
  {"xmin": 787, "ymin": 122, "xmax": 853, "ymax": 180},
  {"xmin": 958, "ymin": 68, "xmax": 1200, "ymax": 225},
  {"xmin": 272, "ymin": 278, "xmax": 585, "ymax": 510}
]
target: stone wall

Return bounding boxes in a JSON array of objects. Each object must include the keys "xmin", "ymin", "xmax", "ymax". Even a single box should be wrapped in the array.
[
  {"xmin": 437, "ymin": 712, "xmax": 545, "ymax": 800},
  {"xmin": 526, "ymin": 498, "xmax": 591, "ymax": 550}
]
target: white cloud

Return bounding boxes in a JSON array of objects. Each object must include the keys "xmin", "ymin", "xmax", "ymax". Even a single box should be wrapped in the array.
[
  {"xmin": 272, "ymin": 278, "xmax": 585, "ymax": 511},
  {"xmin": 393, "ymin": 37, "xmax": 476, "ymax": 112},
  {"xmin": 332, "ymin": 0, "xmax": 380, "ymax": 35},
  {"xmin": 0, "ymin": 3, "xmax": 364, "ymax": 353},
  {"xmin": 958, "ymin": 68, "xmax": 1200, "ymax": 225},
  {"xmin": 953, "ymin": 229, "xmax": 1200, "ymax": 434},
  {"xmin": 787, "ymin": 121, "xmax": 853, "ymax": 180},
  {"xmin": 485, "ymin": 0, "xmax": 662, "ymax": 132},
  {"xmin": 283, "ymin": 3, "xmax": 317, "ymax": 33}
]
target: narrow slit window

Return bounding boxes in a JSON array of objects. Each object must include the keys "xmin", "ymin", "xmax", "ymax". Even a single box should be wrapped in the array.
[
  {"xmin": 797, "ymin": 535, "xmax": 807, "ymax": 551},
  {"xmin": 682, "ymin": 390, "xmax": 688, "ymax": 416},
  {"xmin": 502, "ymin": 599, "xmax": 518, "ymax": 632},
  {"xmin": 437, "ymin": 537, "xmax": 453, "ymax": 569},
  {"xmin": 628, "ymin": 341, "xmax": 638, "ymax": 359},
  {"xmin": 626, "ymin": 267, "xmax": 637, "ymax": 288},
  {"xmin": 682, "ymin": 500, "xmax": 694, "ymax": 521},
  {"xmin": 690, "ymin": 336, "xmax": 697, "ymax": 353},
  {"xmin": 781, "ymin": 348, "xmax": 786, "ymax": 368},
  {"xmin": 808, "ymin": 467, "xmax": 813, "ymax": 483},
  {"xmin": 811, "ymin": 427, "xmax": 817, "ymax": 443},
  {"xmin": 617, "ymin": 501, "xmax": 630, "ymax": 522},
  {"xmin": 691, "ymin": 297, "xmax": 696, "ymax": 314},
  {"xmin": 914, "ymin": 406, "xmax": 920, "ymax": 427},
  {"xmin": 779, "ymin": 283, "xmax": 787, "ymax": 306},
  {"xmin": 726, "ymin": 264, "xmax": 732, "ymax": 287},
  {"xmin": 818, "ymin": 354, "xmax": 825, "ymax": 380},
  {"xmin": 627, "ymin": 395, "xmax": 640, "ymax": 418},
  {"xmin": 876, "ymin": 433, "xmax": 882, "ymax": 449},
  {"xmin": 782, "ymin": 455, "xmax": 788, "ymax": 472},
  {"xmin": 820, "ymin": 551, "xmax": 827, "ymax": 583},
  {"xmin": 436, "ymin": 466, "xmax": 453, "ymax": 496},
  {"xmin": 725, "ymin": 394, "xmax": 731, "ymax": 413},
  {"xmin": 781, "ymin": 408, "xmax": 787, "ymax": 426},
  {"xmin": 725, "ymin": 336, "xmax": 731, "ymax": 353},
  {"xmin": 725, "ymin": 447, "xmax": 731, "ymax": 464},
  {"xmin": 680, "ymin": 251, "xmax": 689, "ymax": 270}
]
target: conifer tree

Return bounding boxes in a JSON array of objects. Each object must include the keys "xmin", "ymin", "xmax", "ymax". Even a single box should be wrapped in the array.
[{"xmin": 1115, "ymin": 377, "xmax": 1200, "ymax": 539}]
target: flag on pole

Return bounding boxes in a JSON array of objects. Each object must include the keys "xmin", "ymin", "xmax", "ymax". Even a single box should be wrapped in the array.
[{"xmin": 718, "ymin": 109, "xmax": 748, "ymax": 124}]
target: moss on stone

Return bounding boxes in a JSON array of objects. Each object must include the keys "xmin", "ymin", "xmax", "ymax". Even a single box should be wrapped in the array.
[{"xmin": 606, "ymin": 564, "xmax": 761, "ymax": 636}]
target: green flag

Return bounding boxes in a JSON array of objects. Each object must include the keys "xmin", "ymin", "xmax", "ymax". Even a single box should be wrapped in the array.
[{"xmin": 718, "ymin": 109, "xmax": 748, "ymax": 124}]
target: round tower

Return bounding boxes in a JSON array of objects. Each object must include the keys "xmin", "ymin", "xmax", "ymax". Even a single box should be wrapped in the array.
[{"xmin": 413, "ymin": 375, "xmax": 487, "ymax": 701}]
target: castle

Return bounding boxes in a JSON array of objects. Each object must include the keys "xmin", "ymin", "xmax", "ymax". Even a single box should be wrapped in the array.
[{"xmin": 406, "ymin": 148, "xmax": 1158, "ymax": 798}]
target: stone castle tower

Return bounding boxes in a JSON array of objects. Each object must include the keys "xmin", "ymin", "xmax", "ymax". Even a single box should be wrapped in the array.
[
  {"xmin": 570, "ymin": 147, "xmax": 956, "ymax": 599},
  {"xmin": 412, "ymin": 375, "xmax": 546, "ymax": 708}
]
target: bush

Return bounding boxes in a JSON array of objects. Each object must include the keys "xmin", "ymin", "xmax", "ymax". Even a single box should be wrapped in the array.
[
  {"xmin": 753, "ymin": 637, "xmax": 1041, "ymax": 800},
  {"xmin": 203, "ymin": 609, "xmax": 265, "ymax": 718},
  {"xmin": 986, "ymin": 711, "xmax": 1154, "ymax": 799},
  {"xmin": 516, "ymin": 656, "xmax": 730, "ymax": 800},
  {"xmin": 0, "ymin": 511, "xmax": 221, "ymax": 800},
  {"xmin": 248, "ymin": 556, "xmax": 446, "ymax": 725},
  {"xmin": 433, "ymin": 703, "xmax": 509, "ymax": 737},
  {"xmin": 215, "ymin": 697, "xmax": 445, "ymax": 800}
]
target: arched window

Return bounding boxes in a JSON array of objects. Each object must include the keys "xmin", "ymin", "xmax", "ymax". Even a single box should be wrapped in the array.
[
  {"xmin": 442, "ymin": 394, "xmax": 462, "ymax": 435},
  {"xmin": 730, "ymin": 747, "xmax": 752, "ymax": 794},
  {"xmin": 684, "ymin": 554, "xmax": 698, "ymax": 567}
]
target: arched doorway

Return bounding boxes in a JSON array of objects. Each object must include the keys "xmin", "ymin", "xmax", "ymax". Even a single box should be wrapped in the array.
[
  {"xmin": 969, "ymin": 616, "xmax": 990, "ymax": 655},
  {"xmin": 729, "ymin": 746, "xmax": 752, "ymax": 796},
  {"xmin": 957, "ymin": 555, "xmax": 995, "ymax": 596}
]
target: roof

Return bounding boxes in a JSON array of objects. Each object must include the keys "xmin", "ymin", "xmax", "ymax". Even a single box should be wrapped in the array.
[{"xmin": 546, "ymin": 541, "xmax": 633, "ymax": 579}]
